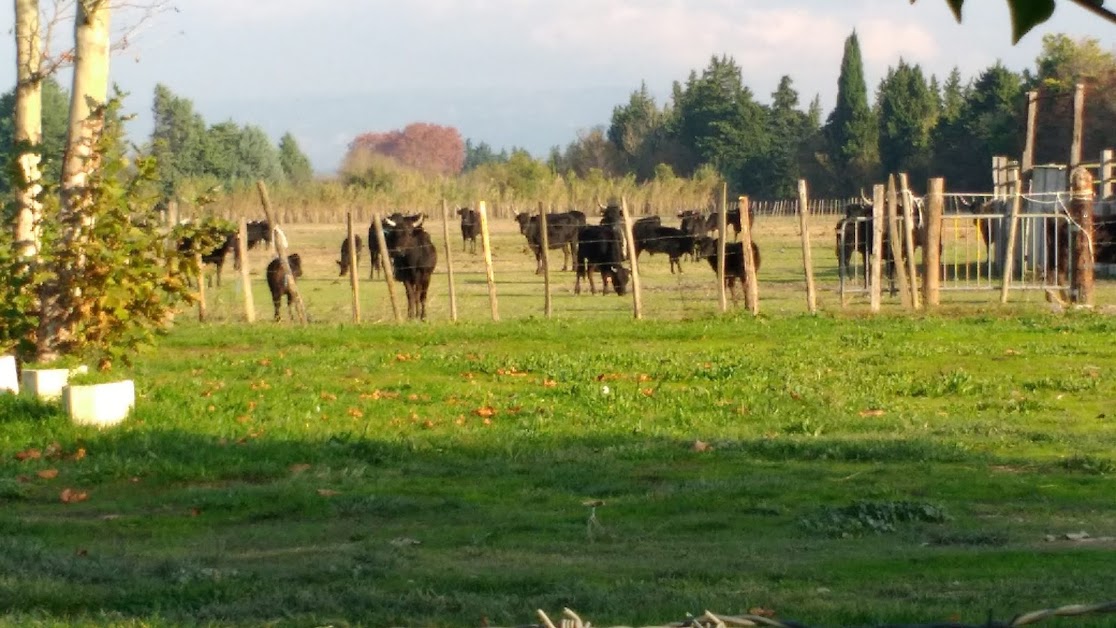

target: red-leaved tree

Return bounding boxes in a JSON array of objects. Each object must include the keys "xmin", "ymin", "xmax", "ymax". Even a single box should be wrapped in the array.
[{"xmin": 347, "ymin": 123, "xmax": 465, "ymax": 176}]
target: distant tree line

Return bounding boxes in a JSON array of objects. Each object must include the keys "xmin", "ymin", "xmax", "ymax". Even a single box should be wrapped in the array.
[{"xmin": 4, "ymin": 32, "xmax": 1110, "ymax": 208}]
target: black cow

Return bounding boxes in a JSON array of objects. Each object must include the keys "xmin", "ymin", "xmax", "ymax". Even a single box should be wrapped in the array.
[
  {"xmin": 457, "ymin": 207, "xmax": 480, "ymax": 254},
  {"xmin": 382, "ymin": 214, "xmax": 437, "ymax": 320},
  {"xmin": 514, "ymin": 210, "xmax": 586, "ymax": 273},
  {"xmin": 178, "ymin": 231, "xmax": 238, "ymax": 287},
  {"xmin": 337, "ymin": 235, "xmax": 364, "ymax": 277},
  {"xmin": 704, "ymin": 205, "xmax": 755, "ymax": 239},
  {"xmin": 634, "ymin": 224, "xmax": 694, "ymax": 274},
  {"xmin": 266, "ymin": 253, "xmax": 303, "ymax": 322},
  {"xmin": 696, "ymin": 236, "xmax": 762, "ymax": 303},
  {"xmin": 574, "ymin": 224, "xmax": 629, "ymax": 296},
  {"xmin": 245, "ymin": 220, "xmax": 271, "ymax": 250},
  {"xmin": 366, "ymin": 213, "xmax": 420, "ymax": 280}
]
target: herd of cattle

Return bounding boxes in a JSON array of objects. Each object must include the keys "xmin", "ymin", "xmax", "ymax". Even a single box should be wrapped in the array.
[{"xmin": 178, "ymin": 194, "xmax": 1116, "ymax": 322}]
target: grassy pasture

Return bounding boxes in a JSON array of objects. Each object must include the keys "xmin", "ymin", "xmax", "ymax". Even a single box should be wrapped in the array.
[{"xmin": 2, "ymin": 214, "xmax": 1116, "ymax": 627}]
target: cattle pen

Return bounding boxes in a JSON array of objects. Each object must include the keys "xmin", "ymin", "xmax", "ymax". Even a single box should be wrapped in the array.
[{"xmin": 181, "ymin": 155, "xmax": 1116, "ymax": 326}]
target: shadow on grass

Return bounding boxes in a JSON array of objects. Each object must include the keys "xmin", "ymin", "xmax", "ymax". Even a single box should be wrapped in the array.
[{"xmin": 0, "ymin": 393, "xmax": 65, "ymax": 425}]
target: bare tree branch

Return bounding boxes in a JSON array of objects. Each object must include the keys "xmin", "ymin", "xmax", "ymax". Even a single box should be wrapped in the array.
[{"xmin": 35, "ymin": 0, "xmax": 178, "ymax": 78}]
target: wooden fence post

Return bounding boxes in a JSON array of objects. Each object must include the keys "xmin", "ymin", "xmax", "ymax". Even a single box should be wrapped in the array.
[
  {"xmin": 797, "ymin": 180, "xmax": 817, "ymax": 314},
  {"xmin": 1070, "ymin": 83, "xmax": 1085, "ymax": 170},
  {"xmin": 371, "ymin": 215, "xmax": 401, "ymax": 322},
  {"xmin": 477, "ymin": 201, "xmax": 500, "ymax": 322},
  {"xmin": 1101, "ymin": 149, "xmax": 1114, "ymax": 199},
  {"xmin": 999, "ymin": 168, "xmax": 1022, "ymax": 304},
  {"xmin": 538, "ymin": 201, "xmax": 552, "ymax": 319},
  {"xmin": 739, "ymin": 195, "xmax": 759, "ymax": 315},
  {"xmin": 1022, "ymin": 90, "xmax": 1038, "ymax": 178},
  {"xmin": 236, "ymin": 217, "xmax": 255, "ymax": 323},
  {"xmin": 886, "ymin": 175, "xmax": 912, "ymax": 309},
  {"xmin": 346, "ymin": 212, "xmax": 360, "ymax": 323},
  {"xmin": 717, "ymin": 183, "xmax": 728, "ymax": 312},
  {"xmin": 923, "ymin": 178, "xmax": 944, "ymax": 307},
  {"xmin": 1069, "ymin": 166, "xmax": 1096, "ymax": 306},
  {"xmin": 899, "ymin": 173, "xmax": 921, "ymax": 310},
  {"xmin": 440, "ymin": 200, "xmax": 458, "ymax": 322},
  {"xmin": 620, "ymin": 197, "xmax": 644, "ymax": 320},
  {"xmin": 255, "ymin": 180, "xmax": 307, "ymax": 324},
  {"xmin": 870, "ymin": 185, "xmax": 885, "ymax": 313}
]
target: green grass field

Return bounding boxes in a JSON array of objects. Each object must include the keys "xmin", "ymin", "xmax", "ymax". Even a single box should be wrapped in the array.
[{"xmin": 2, "ymin": 215, "xmax": 1116, "ymax": 627}]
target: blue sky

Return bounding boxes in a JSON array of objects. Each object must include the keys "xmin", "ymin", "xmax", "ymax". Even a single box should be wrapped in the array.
[{"xmin": 1, "ymin": 1, "xmax": 1113, "ymax": 173}]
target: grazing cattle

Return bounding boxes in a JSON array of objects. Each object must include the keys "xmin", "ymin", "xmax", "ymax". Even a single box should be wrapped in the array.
[
  {"xmin": 704, "ymin": 205, "xmax": 755, "ymax": 239},
  {"xmin": 178, "ymin": 231, "xmax": 238, "ymax": 287},
  {"xmin": 834, "ymin": 201, "xmax": 928, "ymax": 287},
  {"xmin": 337, "ymin": 235, "xmax": 364, "ymax": 277},
  {"xmin": 696, "ymin": 236, "xmax": 762, "ymax": 303},
  {"xmin": 266, "ymin": 254, "xmax": 303, "ymax": 322},
  {"xmin": 574, "ymin": 224, "xmax": 629, "ymax": 296},
  {"xmin": 366, "ymin": 213, "xmax": 420, "ymax": 279},
  {"xmin": 245, "ymin": 220, "xmax": 272, "ymax": 250},
  {"xmin": 457, "ymin": 207, "xmax": 481, "ymax": 254},
  {"xmin": 514, "ymin": 210, "xmax": 586, "ymax": 273},
  {"xmin": 634, "ymin": 224, "xmax": 694, "ymax": 274},
  {"xmin": 382, "ymin": 214, "xmax": 437, "ymax": 320}
]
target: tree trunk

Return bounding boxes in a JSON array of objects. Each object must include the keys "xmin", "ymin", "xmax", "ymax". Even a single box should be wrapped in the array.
[
  {"xmin": 36, "ymin": 0, "xmax": 112, "ymax": 362},
  {"xmin": 13, "ymin": 0, "xmax": 43, "ymax": 260}
]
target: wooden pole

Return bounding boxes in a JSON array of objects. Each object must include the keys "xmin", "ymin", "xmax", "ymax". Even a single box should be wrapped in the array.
[
  {"xmin": 999, "ymin": 168, "xmax": 1022, "ymax": 304},
  {"xmin": 371, "ymin": 215, "xmax": 402, "ymax": 322},
  {"xmin": 797, "ymin": 180, "xmax": 817, "ymax": 314},
  {"xmin": 923, "ymin": 178, "xmax": 944, "ymax": 307},
  {"xmin": 195, "ymin": 253, "xmax": 207, "ymax": 322},
  {"xmin": 236, "ymin": 217, "xmax": 256, "ymax": 323},
  {"xmin": 1069, "ymin": 166, "xmax": 1096, "ymax": 306},
  {"xmin": 619, "ymin": 197, "xmax": 643, "ymax": 320},
  {"xmin": 477, "ymin": 201, "xmax": 500, "ymax": 322},
  {"xmin": 538, "ymin": 201, "xmax": 552, "ymax": 319},
  {"xmin": 255, "ymin": 180, "xmax": 307, "ymax": 324},
  {"xmin": 739, "ymin": 195, "xmax": 759, "ymax": 315},
  {"xmin": 1070, "ymin": 83, "xmax": 1085, "ymax": 170},
  {"xmin": 899, "ymin": 173, "xmax": 921, "ymax": 310},
  {"xmin": 440, "ymin": 200, "xmax": 458, "ymax": 322},
  {"xmin": 346, "ymin": 212, "xmax": 360, "ymax": 323},
  {"xmin": 885, "ymin": 175, "xmax": 912, "ymax": 309},
  {"xmin": 1022, "ymin": 90, "xmax": 1038, "ymax": 178},
  {"xmin": 717, "ymin": 183, "xmax": 728, "ymax": 311},
  {"xmin": 1101, "ymin": 149, "xmax": 1114, "ymax": 199},
  {"xmin": 870, "ymin": 184, "xmax": 885, "ymax": 313}
]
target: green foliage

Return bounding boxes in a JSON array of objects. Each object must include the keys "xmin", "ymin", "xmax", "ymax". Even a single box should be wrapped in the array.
[
  {"xmin": 278, "ymin": 132, "xmax": 314, "ymax": 184},
  {"xmin": 0, "ymin": 77, "xmax": 69, "ymax": 198},
  {"xmin": 463, "ymin": 139, "xmax": 507, "ymax": 171},
  {"xmin": 151, "ymin": 83, "xmax": 209, "ymax": 196},
  {"xmin": 825, "ymin": 32, "xmax": 879, "ymax": 194},
  {"xmin": 877, "ymin": 60, "xmax": 938, "ymax": 181},
  {"xmin": 927, "ymin": 0, "xmax": 1057, "ymax": 44},
  {"xmin": 32, "ymin": 94, "xmax": 198, "ymax": 369}
]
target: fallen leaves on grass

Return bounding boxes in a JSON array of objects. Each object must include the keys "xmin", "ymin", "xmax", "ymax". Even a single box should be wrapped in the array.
[
  {"xmin": 347, "ymin": 407, "xmax": 364, "ymax": 418},
  {"xmin": 319, "ymin": 391, "xmax": 337, "ymax": 401},
  {"xmin": 748, "ymin": 607, "xmax": 776, "ymax": 618},
  {"xmin": 474, "ymin": 406, "xmax": 496, "ymax": 418},
  {"xmin": 37, "ymin": 469, "xmax": 59, "ymax": 480},
  {"xmin": 858, "ymin": 409, "xmax": 886, "ymax": 417},
  {"xmin": 289, "ymin": 463, "xmax": 312, "ymax": 474},
  {"xmin": 542, "ymin": 379, "xmax": 557, "ymax": 388},
  {"xmin": 316, "ymin": 489, "xmax": 340, "ymax": 497},
  {"xmin": 496, "ymin": 367, "xmax": 528, "ymax": 377},
  {"xmin": 15, "ymin": 448, "xmax": 41, "ymax": 461},
  {"xmin": 60, "ymin": 488, "xmax": 89, "ymax": 504}
]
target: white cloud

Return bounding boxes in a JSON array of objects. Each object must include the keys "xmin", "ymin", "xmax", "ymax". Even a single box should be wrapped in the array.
[{"xmin": 857, "ymin": 18, "xmax": 940, "ymax": 65}]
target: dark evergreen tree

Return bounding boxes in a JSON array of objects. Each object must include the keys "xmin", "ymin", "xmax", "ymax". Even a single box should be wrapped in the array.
[
  {"xmin": 150, "ymin": 84, "xmax": 209, "ymax": 196},
  {"xmin": 877, "ymin": 60, "xmax": 938, "ymax": 182},
  {"xmin": 824, "ymin": 31, "xmax": 879, "ymax": 194}
]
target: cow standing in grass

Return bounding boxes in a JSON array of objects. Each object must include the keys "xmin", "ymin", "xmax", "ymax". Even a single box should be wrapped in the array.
[
  {"xmin": 382, "ymin": 214, "xmax": 437, "ymax": 320},
  {"xmin": 574, "ymin": 224, "xmax": 629, "ymax": 296},
  {"xmin": 696, "ymin": 236, "xmax": 761, "ymax": 304},
  {"xmin": 178, "ymin": 231, "xmax": 238, "ymax": 287},
  {"xmin": 515, "ymin": 210, "xmax": 586, "ymax": 273},
  {"xmin": 267, "ymin": 253, "xmax": 303, "ymax": 322},
  {"xmin": 457, "ymin": 207, "xmax": 480, "ymax": 254},
  {"xmin": 337, "ymin": 235, "xmax": 363, "ymax": 277}
]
